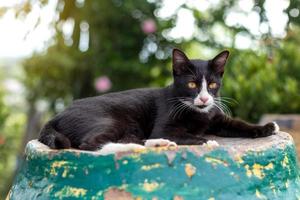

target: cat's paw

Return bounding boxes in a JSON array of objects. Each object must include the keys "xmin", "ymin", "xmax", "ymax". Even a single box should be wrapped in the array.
[
  {"xmin": 144, "ymin": 139, "xmax": 177, "ymax": 148},
  {"xmin": 253, "ymin": 122, "xmax": 280, "ymax": 138},
  {"xmin": 98, "ymin": 143, "xmax": 146, "ymax": 155},
  {"xmin": 203, "ymin": 140, "xmax": 220, "ymax": 148}
]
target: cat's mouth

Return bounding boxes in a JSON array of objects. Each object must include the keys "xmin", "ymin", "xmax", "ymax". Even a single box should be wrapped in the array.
[{"xmin": 197, "ymin": 105, "xmax": 207, "ymax": 109}]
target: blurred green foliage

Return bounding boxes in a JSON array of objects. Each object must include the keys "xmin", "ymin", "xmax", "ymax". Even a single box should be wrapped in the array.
[
  {"xmin": 0, "ymin": 76, "xmax": 26, "ymax": 198},
  {"xmin": 1, "ymin": 0, "xmax": 300, "ymax": 198}
]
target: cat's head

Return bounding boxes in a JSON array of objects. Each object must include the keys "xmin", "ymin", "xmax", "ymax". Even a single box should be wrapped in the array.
[{"xmin": 171, "ymin": 48, "xmax": 229, "ymax": 113}]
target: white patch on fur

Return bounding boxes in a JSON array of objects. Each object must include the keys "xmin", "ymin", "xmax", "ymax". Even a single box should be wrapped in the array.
[
  {"xmin": 272, "ymin": 122, "xmax": 280, "ymax": 133},
  {"xmin": 98, "ymin": 143, "xmax": 145, "ymax": 155},
  {"xmin": 144, "ymin": 139, "xmax": 177, "ymax": 147},
  {"xmin": 192, "ymin": 76, "xmax": 214, "ymax": 112},
  {"xmin": 203, "ymin": 140, "xmax": 219, "ymax": 148}
]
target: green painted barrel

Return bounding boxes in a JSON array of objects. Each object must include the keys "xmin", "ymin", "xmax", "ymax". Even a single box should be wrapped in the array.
[{"xmin": 8, "ymin": 132, "xmax": 300, "ymax": 200}]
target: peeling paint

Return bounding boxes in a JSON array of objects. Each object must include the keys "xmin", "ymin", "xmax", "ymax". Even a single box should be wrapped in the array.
[
  {"xmin": 252, "ymin": 163, "xmax": 264, "ymax": 179},
  {"xmin": 244, "ymin": 164, "xmax": 252, "ymax": 177},
  {"xmin": 265, "ymin": 162, "xmax": 274, "ymax": 170},
  {"xmin": 282, "ymin": 155, "xmax": 289, "ymax": 167},
  {"xmin": 185, "ymin": 163, "xmax": 196, "ymax": 178},
  {"xmin": 255, "ymin": 189, "xmax": 267, "ymax": 200},
  {"xmin": 244, "ymin": 163, "xmax": 274, "ymax": 179},
  {"xmin": 234, "ymin": 155, "xmax": 244, "ymax": 164},
  {"xmin": 205, "ymin": 157, "xmax": 228, "ymax": 167},
  {"xmin": 9, "ymin": 133, "xmax": 300, "ymax": 200},
  {"xmin": 54, "ymin": 186, "xmax": 87, "ymax": 199},
  {"xmin": 104, "ymin": 188, "xmax": 133, "ymax": 200},
  {"xmin": 141, "ymin": 181, "xmax": 160, "ymax": 192},
  {"xmin": 165, "ymin": 151, "xmax": 177, "ymax": 164},
  {"xmin": 141, "ymin": 163, "xmax": 161, "ymax": 171}
]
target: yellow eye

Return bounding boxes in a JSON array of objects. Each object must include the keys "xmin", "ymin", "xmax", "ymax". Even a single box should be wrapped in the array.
[
  {"xmin": 208, "ymin": 82, "xmax": 217, "ymax": 89},
  {"xmin": 188, "ymin": 82, "xmax": 197, "ymax": 89}
]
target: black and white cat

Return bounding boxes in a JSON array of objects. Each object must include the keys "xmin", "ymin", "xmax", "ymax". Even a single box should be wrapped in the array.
[{"xmin": 39, "ymin": 48, "xmax": 279, "ymax": 154}]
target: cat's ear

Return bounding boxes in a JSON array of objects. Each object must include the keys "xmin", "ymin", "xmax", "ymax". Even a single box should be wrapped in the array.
[
  {"xmin": 172, "ymin": 48, "xmax": 190, "ymax": 75},
  {"xmin": 211, "ymin": 50, "xmax": 229, "ymax": 76}
]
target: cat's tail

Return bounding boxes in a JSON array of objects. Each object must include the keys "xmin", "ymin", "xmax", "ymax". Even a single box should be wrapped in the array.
[{"xmin": 38, "ymin": 121, "xmax": 71, "ymax": 149}]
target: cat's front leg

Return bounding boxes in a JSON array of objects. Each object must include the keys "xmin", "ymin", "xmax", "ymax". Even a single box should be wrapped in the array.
[{"xmin": 209, "ymin": 114, "xmax": 279, "ymax": 138}]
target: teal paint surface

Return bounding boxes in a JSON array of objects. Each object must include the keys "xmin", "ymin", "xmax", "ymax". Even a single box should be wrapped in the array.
[{"xmin": 8, "ymin": 135, "xmax": 300, "ymax": 200}]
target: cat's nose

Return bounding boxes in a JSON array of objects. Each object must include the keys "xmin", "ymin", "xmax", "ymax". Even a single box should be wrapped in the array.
[{"xmin": 200, "ymin": 96, "xmax": 209, "ymax": 103}]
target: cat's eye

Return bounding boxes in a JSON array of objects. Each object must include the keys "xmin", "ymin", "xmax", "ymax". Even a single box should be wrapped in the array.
[
  {"xmin": 188, "ymin": 82, "xmax": 197, "ymax": 89},
  {"xmin": 208, "ymin": 82, "xmax": 218, "ymax": 89}
]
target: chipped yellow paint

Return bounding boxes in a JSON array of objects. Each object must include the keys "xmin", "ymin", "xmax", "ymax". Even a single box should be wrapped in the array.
[
  {"xmin": 244, "ymin": 165, "xmax": 252, "ymax": 177},
  {"xmin": 244, "ymin": 163, "xmax": 274, "ymax": 179},
  {"xmin": 256, "ymin": 189, "xmax": 267, "ymax": 200},
  {"xmin": 282, "ymin": 155, "xmax": 289, "ymax": 167},
  {"xmin": 45, "ymin": 184, "xmax": 54, "ymax": 193},
  {"xmin": 252, "ymin": 163, "xmax": 264, "ymax": 179},
  {"xmin": 185, "ymin": 163, "xmax": 196, "ymax": 178},
  {"xmin": 234, "ymin": 155, "xmax": 244, "ymax": 164},
  {"xmin": 132, "ymin": 148, "xmax": 147, "ymax": 154},
  {"xmin": 52, "ymin": 161, "xmax": 68, "ymax": 168},
  {"xmin": 136, "ymin": 197, "xmax": 143, "ymax": 200},
  {"xmin": 264, "ymin": 163, "xmax": 274, "ymax": 170},
  {"xmin": 208, "ymin": 197, "xmax": 215, "ymax": 200},
  {"xmin": 61, "ymin": 167, "xmax": 70, "ymax": 178},
  {"xmin": 54, "ymin": 186, "xmax": 87, "ymax": 198},
  {"xmin": 141, "ymin": 163, "xmax": 161, "ymax": 171},
  {"xmin": 142, "ymin": 181, "xmax": 160, "ymax": 192},
  {"xmin": 49, "ymin": 161, "xmax": 68, "ymax": 176},
  {"xmin": 126, "ymin": 154, "xmax": 142, "ymax": 161},
  {"xmin": 205, "ymin": 157, "xmax": 228, "ymax": 167}
]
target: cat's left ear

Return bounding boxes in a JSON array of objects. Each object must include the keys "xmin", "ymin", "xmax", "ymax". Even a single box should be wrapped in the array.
[{"xmin": 211, "ymin": 50, "xmax": 230, "ymax": 76}]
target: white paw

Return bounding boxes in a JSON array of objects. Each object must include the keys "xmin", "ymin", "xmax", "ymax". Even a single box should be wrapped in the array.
[
  {"xmin": 203, "ymin": 140, "xmax": 219, "ymax": 148},
  {"xmin": 98, "ymin": 143, "xmax": 145, "ymax": 155},
  {"xmin": 272, "ymin": 122, "xmax": 280, "ymax": 133},
  {"xmin": 144, "ymin": 139, "xmax": 177, "ymax": 148}
]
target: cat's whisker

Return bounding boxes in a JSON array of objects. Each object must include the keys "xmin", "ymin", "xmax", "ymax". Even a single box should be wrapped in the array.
[
  {"xmin": 169, "ymin": 102, "xmax": 187, "ymax": 120},
  {"xmin": 214, "ymin": 98, "xmax": 235, "ymax": 106},
  {"xmin": 168, "ymin": 100, "xmax": 192, "ymax": 120},
  {"xmin": 214, "ymin": 101, "xmax": 232, "ymax": 116},
  {"xmin": 213, "ymin": 103, "xmax": 225, "ymax": 114},
  {"xmin": 216, "ymin": 101, "xmax": 231, "ymax": 115},
  {"xmin": 173, "ymin": 104, "xmax": 188, "ymax": 120},
  {"xmin": 215, "ymin": 98, "xmax": 233, "ymax": 104},
  {"xmin": 176, "ymin": 104, "xmax": 188, "ymax": 119},
  {"xmin": 214, "ymin": 97, "xmax": 234, "ymax": 116},
  {"xmin": 217, "ymin": 96, "xmax": 238, "ymax": 104}
]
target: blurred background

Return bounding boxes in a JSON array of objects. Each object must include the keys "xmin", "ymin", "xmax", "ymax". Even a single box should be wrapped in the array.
[{"xmin": 0, "ymin": 0, "xmax": 300, "ymax": 198}]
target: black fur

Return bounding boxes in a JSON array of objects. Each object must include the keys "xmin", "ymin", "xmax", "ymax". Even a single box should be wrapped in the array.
[{"xmin": 39, "ymin": 49, "xmax": 276, "ymax": 150}]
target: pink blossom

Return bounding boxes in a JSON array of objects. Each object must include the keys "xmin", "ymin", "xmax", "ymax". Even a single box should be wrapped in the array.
[
  {"xmin": 141, "ymin": 19, "xmax": 157, "ymax": 34},
  {"xmin": 94, "ymin": 76, "xmax": 112, "ymax": 92}
]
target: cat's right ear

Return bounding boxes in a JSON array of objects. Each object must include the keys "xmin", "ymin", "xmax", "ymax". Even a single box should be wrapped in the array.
[{"xmin": 172, "ymin": 48, "xmax": 190, "ymax": 75}]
